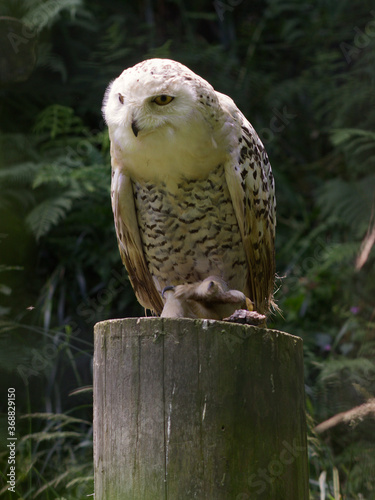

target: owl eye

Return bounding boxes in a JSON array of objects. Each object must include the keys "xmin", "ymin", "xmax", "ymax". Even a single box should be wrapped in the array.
[
  {"xmin": 153, "ymin": 95, "xmax": 174, "ymax": 106},
  {"xmin": 118, "ymin": 94, "xmax": 124, "ymax": 104}
]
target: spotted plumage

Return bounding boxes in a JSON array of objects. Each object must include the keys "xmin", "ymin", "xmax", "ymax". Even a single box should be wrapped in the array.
[
  {"xmin": 103, "ymin": 58, "xmax": 275, "ymax": 316},
  {"xmin": 133, "ymin": 166, "xmax": 247, "ymax": 290}
]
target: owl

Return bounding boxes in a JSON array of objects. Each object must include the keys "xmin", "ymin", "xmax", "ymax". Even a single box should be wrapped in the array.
[{"xmin": 103, "ymin": 58, "xmax": 275, "ymax": 319}]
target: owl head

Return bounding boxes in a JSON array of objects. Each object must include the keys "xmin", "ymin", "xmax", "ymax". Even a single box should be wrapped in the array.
[{"xmin": 102, "ymin": 58, "xmax": 218, "ymax": 138}]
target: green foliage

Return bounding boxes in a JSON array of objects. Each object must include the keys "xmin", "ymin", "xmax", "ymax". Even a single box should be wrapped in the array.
[
  {"xmin": 33, "ymin": 105, "xmax": 86, "ymax": 139},
  {"xmin": 26, "ymin": 189, "xmax": 81, "ymax": 240},
  {"xmin": 316, "ymin": 176, "xmax": 374, "ymax": 235},
  {"xmin": 22, "ymin": 0, "xmax": 83, "ymax": 33},
  {"xmin": 0, "ymin": 409, "xmax": 93, "ymax": 498},
  {"xmin": 0, "ymin": 0, "xmax": 374, "ymax": 498}
]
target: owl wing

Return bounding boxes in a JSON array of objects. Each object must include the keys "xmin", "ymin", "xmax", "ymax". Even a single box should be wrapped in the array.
[
  {"xmin": 217, "ymin": 93, "xmax": 276, "ymax": 314},
  {"xmin": 110, "ymin": 142, "xmax": 164, "ymax": 314}
]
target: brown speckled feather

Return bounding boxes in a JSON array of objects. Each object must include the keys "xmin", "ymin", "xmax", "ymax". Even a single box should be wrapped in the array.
[
  {"xmin": 110, "ymin": 144, "xmax": 163, "ymax": 313},
  {"xmin": 218, "ymin": 93, "xmax": 276, "ymax": 314}
]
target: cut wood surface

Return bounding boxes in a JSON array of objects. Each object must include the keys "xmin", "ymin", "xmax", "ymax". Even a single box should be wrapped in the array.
[{"xmin": 94, "ymin": 317, "xmax": 309, "ymax": 499}]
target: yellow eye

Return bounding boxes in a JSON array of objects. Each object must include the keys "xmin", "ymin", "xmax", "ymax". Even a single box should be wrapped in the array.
[{"xmin": 153, "ymin": 95, "xmax": 174, "ymax": 106}]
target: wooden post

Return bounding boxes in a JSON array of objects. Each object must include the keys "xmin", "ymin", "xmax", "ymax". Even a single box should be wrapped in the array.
[{"xmin": 94, "ymin": 318, "xmax": 309, "ymax": 499}]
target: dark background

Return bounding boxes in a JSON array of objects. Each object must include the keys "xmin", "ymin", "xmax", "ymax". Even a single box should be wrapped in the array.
[{"xmin": 0, "ymin": 0, "xmax": 374, "ymax": 498}]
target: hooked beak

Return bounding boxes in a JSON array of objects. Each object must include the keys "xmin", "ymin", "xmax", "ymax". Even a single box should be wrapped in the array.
[{"xmin": 131, "ymin": 119, "xmax": 140, "ymax": 137}]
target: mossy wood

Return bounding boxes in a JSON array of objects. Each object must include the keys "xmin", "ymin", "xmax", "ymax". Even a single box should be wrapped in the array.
[{"xmin": 94, "ymin": 317, "xmax": 309, "ymax": 499}]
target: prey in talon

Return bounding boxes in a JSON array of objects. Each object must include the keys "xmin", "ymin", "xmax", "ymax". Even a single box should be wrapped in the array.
[
  {"xmin": 161, "ymin": 276, "xmax": 246, "ymax": 320},
  {"xmin": 161, "ymin": 276, "xmax": 265, "ymax": 325}
]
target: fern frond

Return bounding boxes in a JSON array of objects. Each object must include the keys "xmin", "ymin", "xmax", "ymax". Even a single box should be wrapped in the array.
[
  {"xmin": 330, "ymin": 128, "xmax": 375, "ymax": 174},
  {"xmin": 330, "ymin": 128, "xmax": 375, "ymax": 147},
  {"xmin": 319, "ymin": 358, "xmax": 375, "ymax": 384},
  {"xmin": 34, "ymin": 105, "xmax": 85, "ymax": 139},
  {"xmin": 316, "ymin": 176, "xmax": 375, "ymax": 236},
  {"xmin": 70, "ymin": 164, "xmax": 111, "ymax": 193},
  {"xmin": 22, "ymin": 0, "xmax": 83, "ymax": 33},
  {"xmin": 32, "ymin": 162, "xmax": 75, "ymax": 188},
  {"xmin": 35, "ymin": 46, "xmax": 68, "ymax": 80},
  {"xmin": 315, "ymin": 242, "xmax": 359, "ymax": 271},
  {"xmin": 0, "ymin": 134, "xmax": 38, "ymax": 165},
  {"xmin": 0, "ymin": 161, "xmax": 39, "ymax": 184},
  {"xmin": 31, "ymin": 162, "xmax": 109, "ymax": 194},
  {"xmin": 25, "ymin": 189, "xmax": 82, "ymax": 239},
  {"xmin": 0, "ymin": 188, "xmax": 36, "ymax": 210}
]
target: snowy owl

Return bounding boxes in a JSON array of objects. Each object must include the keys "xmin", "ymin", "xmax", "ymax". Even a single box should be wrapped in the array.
[{"xmin": 103, "ymin": 58, "xmax": 275, "ymax": 319}]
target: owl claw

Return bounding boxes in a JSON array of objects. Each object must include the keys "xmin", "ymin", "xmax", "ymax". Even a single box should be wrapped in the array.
[{"xmin": 162, "ymin": 285, "xmax": 175, "ymax": 298}]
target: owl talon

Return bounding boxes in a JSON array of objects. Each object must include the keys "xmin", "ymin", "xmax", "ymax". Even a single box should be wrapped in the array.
[{"xmin": 223, "ymin": 309, "xmax": 266, "ymax": 326}]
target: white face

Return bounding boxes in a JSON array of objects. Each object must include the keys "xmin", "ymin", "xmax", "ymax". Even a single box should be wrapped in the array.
[
  {"xmin": 102, "ymin": 58, "xmax": 214, "ymax": 138},
  {"xmin": 102, "ymin": 59, "xmax": 230, "ymax": 184}
]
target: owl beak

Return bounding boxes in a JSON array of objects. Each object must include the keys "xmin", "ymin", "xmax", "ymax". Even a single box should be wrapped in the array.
[{"xmin": 131, "ymin": 119, "xmax": 140, "ymax": 137}]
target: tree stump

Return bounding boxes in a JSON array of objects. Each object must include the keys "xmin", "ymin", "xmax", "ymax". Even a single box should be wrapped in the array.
[{"xmin": 94, "ymin": 318, "xmax": 309, "ymax": 499}]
